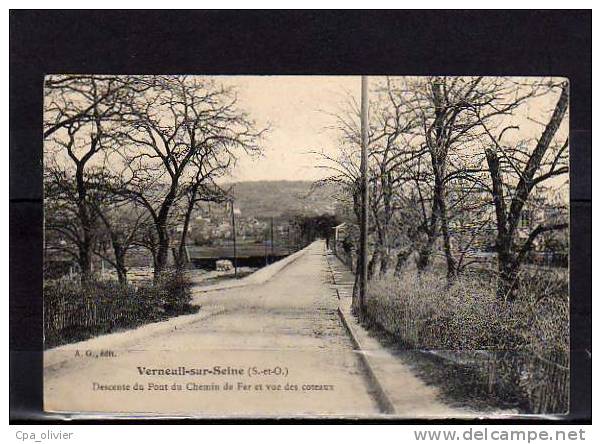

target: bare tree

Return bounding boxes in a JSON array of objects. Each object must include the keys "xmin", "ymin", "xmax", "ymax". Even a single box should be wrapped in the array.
[
  {"xmin": 92, "ymin": 194, "xmax": 151, "ymax": 285},
  {"xmin": 172, "ymin": 178, "xmax": 229, "ymax": 269},
  {"xmin": 44, "ymin": 164, "xmax": 97, "ymax": 277},
  {"xmin": 365, "ymin": 80, "xmax": 422, "ymax": 277},
  {"xmin": 315, "ymin": 84, "xmax": 420, "ymax": 280},
  {"xmin": 319, "ymin": 77, "xmax": 563, "ymax": 294},
  {"xmin": 43, "ymin": 75, "xmax": 135, "ymax": 281},
  {"xmin": 383, "ymin": 76, "xmax": 543, "ymax": 281},
  {"xmin": 479, "ymin": 81, "xmax": 569, "ymax": 300},
  {"xmin": 43, "ymin": 75, "xmax": 134, "ymax": 139},
  {"xmin": 111, "ymin": 76, "xmax": 265, "ymax": 276}
]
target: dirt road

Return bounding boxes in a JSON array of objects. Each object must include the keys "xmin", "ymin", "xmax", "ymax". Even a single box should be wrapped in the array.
[{"xmin": 44, "ymin": 242, "xmax": 380, "ymax": 417}]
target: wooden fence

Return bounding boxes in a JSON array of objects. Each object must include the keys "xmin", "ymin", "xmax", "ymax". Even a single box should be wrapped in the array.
[
  {"xmin": 43, "ymin": 289, "xmax": 148, "ymax": 348},
  {"xmin": 427, "ymin": 349, "xmax": 569, "ymax": 414}
]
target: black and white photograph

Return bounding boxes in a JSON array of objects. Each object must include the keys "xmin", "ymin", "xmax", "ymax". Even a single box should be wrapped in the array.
[
  {"xmin": 42, "ymin": 74, "xmax": 570, "ymax": 417},
  {"xmin": 8, "ymin": 9, "xmax": 592, "ymax": 436}
]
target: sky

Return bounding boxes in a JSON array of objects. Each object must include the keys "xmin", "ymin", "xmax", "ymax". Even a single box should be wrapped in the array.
[
  {"xmin": 215, "ymin": 76, "xmax": 568, "ymax": 189},
  {"xmin": 218, "ymin": 76, "xmax": 361, "ymax": 182},
  {"xmin": 45, "ymin": 75, "xmax": 567, "ymax": 194}
]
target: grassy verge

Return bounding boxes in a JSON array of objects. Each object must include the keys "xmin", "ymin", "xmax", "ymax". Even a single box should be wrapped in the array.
[{"xmin": 364, "ymin": 267, "xmax": 569, "ymax": 414}]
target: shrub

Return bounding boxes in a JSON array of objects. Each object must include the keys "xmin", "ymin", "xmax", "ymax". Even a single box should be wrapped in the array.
[
  {"xmin": 365, "ymin": 268, "xmax": 569, "ymax": 413},
  {"xmin": 367, "ymin": 269, "xmax": 567, "ymax": 353},
  {"xmin": 44, "ymin": 272, "xmax": 197, "ymax": 349},
  {"xmin": 151, "ymin": 270, "xmax": 195, "ymax": 316}
]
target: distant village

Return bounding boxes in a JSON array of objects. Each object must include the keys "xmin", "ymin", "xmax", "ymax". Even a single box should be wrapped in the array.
[{"xmin": 185, "ymin": 209, "xmax": 280, "ymax": 246}]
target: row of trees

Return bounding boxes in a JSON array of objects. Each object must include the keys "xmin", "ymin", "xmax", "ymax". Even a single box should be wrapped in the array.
[
  {"xmin": 44, "ymin": 75, "xmax": 265, "ymax": 285},
  {"xmin": 318, "ymin": 76, "xmax": 568, "ymax": 301}
]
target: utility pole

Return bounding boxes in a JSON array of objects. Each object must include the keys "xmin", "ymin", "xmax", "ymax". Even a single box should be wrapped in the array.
[
  {"xmin": 358, "ymin": 75, "xmax": 369, "ymax": 315},
  {"xmin": 270, "ymin": 216, "xmax": 274, "ymax": 259},
  {"xmin": 264, "ymin": 227, "xmax": 269, "ymax": 266},
  {"xmin": 230, "ymin": 199, "xmax": 238, "ymax": 277}
]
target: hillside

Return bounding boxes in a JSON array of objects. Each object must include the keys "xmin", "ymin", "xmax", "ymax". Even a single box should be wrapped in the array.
[{"xmin": 227, "ymin": 180, "xmax": 339, "ymax": 219}]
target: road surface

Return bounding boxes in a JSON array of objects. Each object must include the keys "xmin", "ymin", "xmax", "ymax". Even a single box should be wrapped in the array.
[{"xmin": 44, "ymin": 241, "xmax": 380, "ymax": 417}]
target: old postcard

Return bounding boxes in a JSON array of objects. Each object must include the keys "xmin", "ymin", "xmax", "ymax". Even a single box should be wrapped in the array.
[{"xmin": 43, "ymin": 75, "xmax": 569, "ymax": 417}]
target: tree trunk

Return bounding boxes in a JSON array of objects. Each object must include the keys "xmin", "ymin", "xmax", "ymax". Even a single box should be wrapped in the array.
[
  {"xmin": 394, "ymin": 248, "xmax": 411, "ymax": 276},
  {"xmin": 379, "ymin": 172, "xmax": 393, "ymax": 278},
  {"xmin": 175, "ymin": 213, "xmax": 192, "ymax": 270},
  {"xmin": 112, "ymin": 243, "xmax": 128, "ymax": 286},
  {"xmin": 367, "ymin": 249, "xmax": 380, "ymax": 280},
  {"xmin": 438, "ymin": 198, "xmax": 457, "ymax": 281},
  {"xmin": 176, "ymin": 187, "xmax": 199, "ymax": 270},
  {"xmin": 377, "ymin": 219, "xmax": 391, "ymax": 277},
  {"xmin": 150, "ymin": 247, "xmax": 158, "ymax": 271},
  {"xmin": 76, "ymin": 197, "xmax": 94, "ymax": 282},
  {"xmin": 497, "ymin": 250, "xmax": 519, "ymax": 301},
  {"xmin": 422, "ymin": 78, "xmax": 456, "ymax": 279},
  {"xmin": 78, "ymin": 241, "xmax": 94, "ymax": 283},
  {"xmin": 432, "ymin": 160, "xmax": 457, "ymax": 281},
  {"xmin": 155, "ymin": 227, "xmax": 170, "ymax": 277},
  {"xmin": 379, "ymin": 252, "xmax": 391, "ymax": 277},
  {"xmin": 416, "ymin": 197, "xmax": 439, "ymax": 271},
  {"xmin": 484, "ymin": 84, "xmax": 569, "ymax": 301},
  {"xmin": 72, "ymin": 155, "xmax": 98, "ymax": 283},
  {"xmin": 154, "ymin": 189, "xmax": 177, "ymax": 276},
  {"xmin": 116, "ymin": 268, "xmax": 127, "ymax": 286},
  {"xmin": 416, "ymin": 232, "xmax": 436, "ymax": 271}
]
